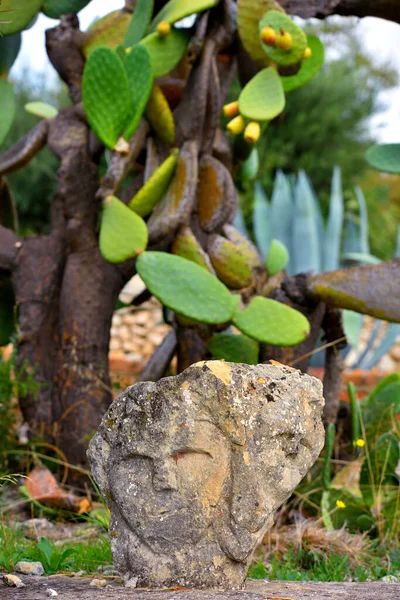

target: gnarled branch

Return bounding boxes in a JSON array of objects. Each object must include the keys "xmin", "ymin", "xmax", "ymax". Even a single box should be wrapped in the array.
[{"xmin": 281, "ymin": 0, "xmax": 400, "ymax": 23}]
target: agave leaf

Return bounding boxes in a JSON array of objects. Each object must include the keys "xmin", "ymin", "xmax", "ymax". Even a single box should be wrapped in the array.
[
  {"xmin": 342, "ymin": 310, "xmax": 363, "ymax": 349},
  {"xmin": 123, "ymin": 0, "xmax": 154, "ymax": 47},
  {"xmin": 0, "ymin": 32, "xmax": 21, "ymax": 77},
  {"xmin": 309, "ymin": 260, "xmax": 400, "ymax": 322},
  {"xmin": 323, "ymin": 166, "xmax": 343, "ymax": 272},
  {"xmin": 140, "ymin": 28, "xmax": 190, "ymax": 78},
  {"xmin": 259, "ymin": 11, "xmax": 307, "ymax": 67},
  {"xmin": 0, "ymin": 0, "xmax": 42, "ymax": 35},
  {"xmin": 233, "ymin": 296, "xmax": 310, "ymax": 346},
  {"xmin": 99, "ymin": 196, "xmax": 148, "ymax": 263},
  {"xmin": 209, "ymin": 332, "xmax": 259, "ymax": 364},
  {"xmin": 123, "ymin": 44, "xmax": 153, "ymax": 139},
  {"xmin": 252, "ymin": 182, "xmax": 270, "ymax": 261},
  {"xmin": 233, "ymin": 204, "xmax": 250, "ymax": 239},
  {"xmin": 341, "ymin": 252, "xmax": 380, "ymax": 265},
  {"xmin": 354, "ymin": 186, "xmax": 369, "ymax": 254},
  {"xmin": 266, "ymin": 239, "xmax": 289, "ymax": 275},
  {"xmin": 136, "ymin": 251, "xmax": 236, "ymax": 324},
  {"xmin": 82, "ymin": 47, "xmax": 130, "ymax": 149},
  {"xmin": 151, "ymin": 0, "xmax": 218, "ymax": 30},
  {"xmin": 365, "ymin": 143, "xmax": 400, "ymax": 175},
  {"xmin": 25, "ymin": 102, "xmax": 58, "ymax": 120},
  {"xmin": 292, "ymin": 170, "xmax": 321, "ymax": 274},
  {"xmin": 270, "ymin": 170, "xmax": 293, "ymax": 272},
  {"xmin": 41, "ymin": 0, "xmax": 91, "ymax": 18},
  {"xmin": 239, "ymin": 67, "xmax": 285, "ymax": 121},
  {"xmin": 0, "ymin": 80, "xmax": 15, "ymax": 146},
  {"xmin": 281, "ymin": 35, "xmax": 324, "ymax": 92}
]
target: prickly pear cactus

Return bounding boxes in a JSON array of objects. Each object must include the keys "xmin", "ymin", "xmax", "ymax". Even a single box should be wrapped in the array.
[
  {"xmin": 99, "ymin": 196, "xmax": 148, "ymax": 263},
  {"xmin": 259, "ymin": 11, "xmax": 307, "ymax": 67},
  {"xmin": 237, "ymin": 0, "xmax": 284, "ymax": 67},
  {"xmin": 145, "ymin": 83, "xmax": 176, "ymax": 144},
  {"xmin": 171, "ymin": 226, "xmax": 216, "ymax": 272},
  {"xmin": 207, "ymin": 234, "xmax": 255, "ymax": 289},
  {"xmin": 150, "ymin": 0, "xmax": 218, "ymax": 30},
  {"xmin": 0, "ymin": 80, "xmax": 16, "ymax": 146},
  {"xmin": 365, "ymin": 144, "xmax": 400, "ymax": 175},
  {"xmin": 82, "ymin": 11, "xmax": 131, "ymax": 57},
  {"xmin": 123, "ymin": 45, "xmax": 153, "ymax": 139},
  {"xmin": 0, "ymin": 0, "xmax": 42, "ymax": 36},
  {"xmin": 141, "ymin": 29, "xmax": 190, "ymax": 78},
  {"xmin": 197, "ymin": 155, "xmax": 238, "ymax": 232},
  {"xmin": 41, "ymin": 0, "xmax": 91, "ymax": 19}
]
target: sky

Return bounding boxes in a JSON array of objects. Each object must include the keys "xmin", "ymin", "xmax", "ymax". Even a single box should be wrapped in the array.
[{"xmin": 9, "ymin": 1, "xmax": 400, "ymax": 143}]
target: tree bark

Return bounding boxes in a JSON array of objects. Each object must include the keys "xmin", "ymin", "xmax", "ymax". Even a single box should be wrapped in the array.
[{"xmin": 281, "ymin": 0, "xmax": 400, "ymax": 23}]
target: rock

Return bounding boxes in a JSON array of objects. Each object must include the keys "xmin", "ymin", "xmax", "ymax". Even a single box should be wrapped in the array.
[
  {"xmin": 381, "ymin": 575, "xmax": 400, "ymax": 583},
  {"xmin": 125, "ymin": 576, "xmax": 138, "ymax": 588},
  {"xmin": 15, "ymin": 560, "xmax": 44, "ymax": 576},
  {"xmin": 90, "ymin": 578, "xmax": 107, "ymax": 587},
  {"xmin": 1, "ymin": 574, "xmax": 25, "ymax": 587},
  {"xmin": 89, "ymin": 361, "xmax": 325, "ymax": 589},
  {"xmin": 19, "ymin": 518, "xmax": 54, "ymax": 539},
  {"xmin": 47, "ymin": 588, "xmax": 58, "ymax": 597}
]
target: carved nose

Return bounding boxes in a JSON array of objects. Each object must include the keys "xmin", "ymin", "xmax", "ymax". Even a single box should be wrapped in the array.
[{"xmin": 153, "ymin": 461, "xmax": 178, "ymax": 491}]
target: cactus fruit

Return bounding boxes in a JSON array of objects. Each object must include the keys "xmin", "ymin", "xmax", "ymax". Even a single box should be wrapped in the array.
[
  {"xmin": 244, "ymin": 121, "xmax": 261, "ymax": 144},
  {"xmin": 237, "ymin": 0, "xmax": 284, "ymax": 67},
  {"xmin": 227, "ymin": 115, "xmax": 246, "ymax": 135},
  {"xmin": 238, "ymin": 67, "xmax": 285, "ymax": 121},
  {"xmin": 82, "ymin": 10, "xmax": 131, "ymax": 57},
  {"xmin": 197, "ymin": 155, "xmax": 238, "ymax": 232},
  {"xmin": 259, "ymin": 11, "xmax": 307, "ymax": 67},
  {"xmin": 99, "ymin": 195, "xmax": 148, "ymax": 264},
  {"xmin": 145, "ymin": 83, "xmax": 176, "ymax": 144},
  {"xmin": 260, "ymin": 26, "xmax": 277, "ymax": 47},
  {"xmin": 275, "ymin": 30, "xmax": 293, "ymax": 51},
  {"xmin": 151, "ymin": 0, "xmax": 218, "ymax": 31},
  {"xmin": 207, "ymin": 234, "xmax": 255, "ymax": 289},
  {"xmin": 147, "ymin": 140, "xmax": 198, "ymax": 243},
  {"xmin": 171, "ymin": 226, "xmax": 215, "ymax": 273},
  {"xmin": 0, "ymin": 0, "xmax": 42, "ymax": 36},
  {"xmin": 223, "ymin": 101, "xmax": 240, "ymax": 118},
  {"xmin": 136, "ymin": 251, "xmax": 236, "ymax": 324},
  {"xmin": 157, "ymin": 21, "xmax": 171, "ymax": 37},
  {"xmin": 123, "ymin": 0, "xmax": 154, "ymax": 48},
  {"xmin": 140, "ymin": 29, "xmax": 190, "ymax": 79},
  {"xmin": 233, "ymin": 296, "xmax": 310, "ymax": 345},
  {"xmin": 24, "ymin": 102, "xmax": 58, "ymax": 120},
  {"xmin": 123, "ymin": 44, "xmax": 153, "ymax": 140},
  {"xmin": 303, "ymin": 47, "xmax": 312, "ymax": 59},
  {"xmin": 129, "ymin": 148, "xmax": 179, "ymax": 216}
]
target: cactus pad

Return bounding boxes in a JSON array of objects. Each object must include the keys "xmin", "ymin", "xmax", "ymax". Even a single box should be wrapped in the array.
[
  {"xmin": 41, "ymin": 0, "xmax": 91, "ymax": 19},
  {"xmin": 365, "ymin": 144, "xmax": 400, "ymax": 175},
  {"xmin": 83, "ymin": 10, "xmax": 131, "ymax": 57},
  {"xmin": 233, "ymin": 296, "xmax": 310, "ymax": 345},
  {"xmin": 171, "ymin": 226, "xmax": 215, "ymax": 272},
  {"xmin": 197, "ymin": 155, "xmax": 237, "ymax": 232},
  {"xmin": 140, "ymin": 29, "xmax": 190, "ymax": 78},
  {"xmin": 145, "ymin": 82, "xmax": 176, "ymax": 144},
  {"xmin": 223, "ymin": 224, "xmax": 263, "ymax": 269},
  {"xmin": 0, "ymin": 32, "xmax": 21, "ymax": 77},
  {"xmin": 208, "ymin": 234, "xmax": 254, "ymax": 289},
  {"xmin": 136, "ymin": 251, "xmax": 236, "ymax": 324},
  {"xmin": 259, "ymin": 11, "xmax": 307, "ymax": 67},
  {"xmin": 99, "ymin": 195, "xmax": 148, "ymax": 264},
  {"xmin": 238, "ymin": 67, "xmax": 285, "ymax": 121},
  {"xmin": 237, "ymin": 0, "xmax": 283, "ymax": 67},
  {"xmin": 209, "ymin": 332, "xmax": 259, "ymax": 364},
  {"xmin": 129, "ymin": 148, "xmax": 179, "ymax": 216},
  {"xmin": 123, "ymin": 45, "xmax": 153, "ymax": 140},
  {"xmin": 25, "ymin": 102, "xmax": 58, "ymax": 119},
  {"xmin": 0, "ymin": 0, "xmax": 42, "ymax": 35},
  {"xmin": 281, "ymin": 35, "xmax": 324, "ymax": 92},
  {"xmin": 0, "ymin": 80, "xmax": 15, "ymax": 146},
  {"xmin": 151, "ymin": 0, "xmax": 218, "ymax": 30},
  {"xmin": 266, "ymin": 238, "xmax": 289, "ymax": 275},
  {"xmin": 124, "ymin": 0, "xmax": 154, "ymax": 48},
  {"xmin": 82, "ymin": 47, "xmax": 130, "ymax": 149}
]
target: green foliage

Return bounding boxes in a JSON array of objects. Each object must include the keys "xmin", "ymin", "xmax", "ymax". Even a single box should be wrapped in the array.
[
  {"xmin": 123, "ymin": 45, "xmax": 153, "ymax": 139},
  {"xmin": 366, "ymin": 144, "xmax": 400, "ymax": 175},
  {"xmin": 238, "ymin": 67, "xmax": 285, "ymax": 121},
  {"xmin": 150, "ymin": 0, "xmax": 218, "ymax": 30},
  {"xmin": 82, "ymin": 47, "xmax": 130, "ymax": 149},
  {"xmin": 0, "ymin": 0, "xmax": 42, "ymax": 35},
  {"xmin": 323, "ymin": 423, "xmax": 335, "ymax": 490},
  {"xmin": 248, "ymin": 560, "xmax": 268, "ymax": 579},
  {"xmin": 265, "ymin": 239, "xmax": 289, "ymax": 275},
  {"xmin": 0, "ymin": 80, "xmax": 15, "ymax": 146},
  {"xmin": 24, "ymin": 102, "xmax": 58, "ymax": 119},
  {"xmin": 281, "ymin": 35, "xmax": 324, "ymax": 92},
  {"xmin": 0, "ymin": 280, "xmax": 15, "ymax": 346},
  {"xmin": 41, "ymin": 0, "xmax": 91, "ymax": 19},
  {"xmin": 208, "ymin": 333, "xmax": 259, "ymax": 364},
  {"xmin": 140, "ymin": 29, "xmax": 190, "ymax": 79},
  {"xmin": 123, "ymin": 0, "xmax": 154, "ymax": 48},
  {"xmin": 0, "ymin": 32, "xmax": 21, "ymax": 76},
  {"xmin": 129, "ymin": 149, "xmax": 179, "ymax": 216},
  {"xmin": 233, "ymin": 296, "xmax": 310, "ymax": 346},
  {"xmin": 99, "ymin": 196, "xmax": 148, "ymax": 263},
  {"xmin": 136, "ymin": 252, "xmax": 237, "ymax": 324},
  {"xmin": 252, "ymin": 182, "xmax": 270, "ymax": 260},
  {"xmin": 259, "ymin": 10, "xmax": 307, "ymax": 66},
  {"xmin": 37, "ymin": 538, "xmax": 76, "ymax": 574}
]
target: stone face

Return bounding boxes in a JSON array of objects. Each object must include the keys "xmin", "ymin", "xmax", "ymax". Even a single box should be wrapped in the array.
[
  {"xmin": 15, "ymin": 561, "xmax": 45, "ymax": 576},
  {"xmin": 88, "ymin": 361, "xmax": 325, "ymax": 589}
]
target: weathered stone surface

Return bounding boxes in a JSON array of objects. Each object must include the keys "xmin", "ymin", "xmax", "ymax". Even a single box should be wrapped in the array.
[
  {"xmin": 15, "ymin": 561, "xmax": 44, "ymax": 576},
  {"xmin": 88, "ymin": 361, "xmax": 325, "ymax": 589}
]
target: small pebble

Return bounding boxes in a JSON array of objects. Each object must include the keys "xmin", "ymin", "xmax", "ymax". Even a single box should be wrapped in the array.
[
  {"xmin": 90, "ymin": 578, "xmax": 107, "ymax": 587},
  {"xmin": 15, "ymin": 560, "xmax": 44, "ymax": 576},
  {"xmin": 125, "ymin": 576, "xmax": 138, "ymax": 588},
  {"xmin": 1, "ymin": 574, "xmax": 25, "ymax": 587},
  {"xmin": 47, "ymin": 589, "xmax": 58, "ymax": 597},
  {"xmin": 381, "ymin": 575, "xmax": 400, "ymax": 583}
]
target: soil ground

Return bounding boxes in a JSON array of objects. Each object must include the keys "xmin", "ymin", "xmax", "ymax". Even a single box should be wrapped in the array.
[{"xmin": 1, "ymin": 576, "xmax": 399, "ymax": 600}]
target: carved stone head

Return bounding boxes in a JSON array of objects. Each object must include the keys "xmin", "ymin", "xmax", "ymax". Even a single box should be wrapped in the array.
[{"xmin": 88, "ymin": 361, "xmax": 324, "ymax": 588}]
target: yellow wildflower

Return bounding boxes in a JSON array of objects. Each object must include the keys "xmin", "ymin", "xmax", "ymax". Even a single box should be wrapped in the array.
[
  {"xmin": 356, "ymin": 438, "xmax": 365, "ymax": 448},
  {"xmin": 336, "ymin": 500, "xmax": 346, "ymax": 509}
]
